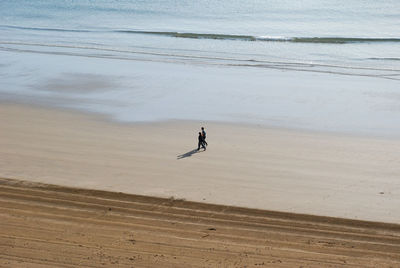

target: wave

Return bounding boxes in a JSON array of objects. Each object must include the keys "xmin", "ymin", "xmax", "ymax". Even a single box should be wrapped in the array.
[
  {"xmin": 117, "ymin": 30, "xmax": 258, "ymax": 41},
  {"xmin": 287, "ymin": 37, "xmax": 400, "ymax": 44},
  {"xmin": 1, "ymin": 42, "xmax": 400, "ymax": 81},
  {"xmin": 368, "ymin": 57, "xmax": 400, "ymax": 61},
  {"xmin": 118, "ymin": 30, "xmax": 400, "ymax": 44},
  {"xmin": 2, "ymin": 41, "xmax": 400, "ymax": 71},
  {"xmin": 1, "ymin": 25, "xmax": 91, "ymax": 33},
  {"xmin": 2, "ymin": 40, "xmax": 399, "ymax": 71},
  {"xmin": 2, "ymin": 41, "xmax": 400, "ymax": 74},
  {"xmin": 2, "ymin": 25, "xmax": 400, "ymax": 44}
]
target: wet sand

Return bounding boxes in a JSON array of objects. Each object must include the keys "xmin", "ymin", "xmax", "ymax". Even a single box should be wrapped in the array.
[{"xmin": 1, "ymin": 178, "xmax": 400, "ymax": 267}]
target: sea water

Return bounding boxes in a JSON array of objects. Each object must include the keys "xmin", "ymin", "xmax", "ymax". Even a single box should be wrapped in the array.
[{"xmin": 1, "ymin": 0, "xmax": 400, "ymax": 136}]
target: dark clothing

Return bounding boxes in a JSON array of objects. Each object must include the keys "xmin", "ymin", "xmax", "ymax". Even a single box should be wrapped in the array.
[
  {"xmin": 201, "ymin": 130, "xmax": 207, "ymax": 146},
  {"xmin": 198, "ymin": 133, "xmax": 206, "ymax": 150}
]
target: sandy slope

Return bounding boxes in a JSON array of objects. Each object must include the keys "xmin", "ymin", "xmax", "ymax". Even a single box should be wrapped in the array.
[
  {"xmin": 1, "ymin": 178, "xmax": 400, "ymax": 267},
  {"xmin": 0, "ymin": 104, "xmax": 399, "ymax": 223}
]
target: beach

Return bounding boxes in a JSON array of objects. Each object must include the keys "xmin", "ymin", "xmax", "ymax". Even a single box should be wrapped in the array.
[
  {"xmin": 2, "ymin": 1, "xmax": 400, "ymax": 266},
  {"xmin": 1, "ymin": 103, "xmax": 399, "ymax": 224},
  {"xmin": 1, "ymin": 91, "xmax": 400, "ymax": 267},
  {"xmin": 1, "ymin": 88, "xmax": 400, "ymax": 267},
  {"xmin": 1, "ymin": 178, "xmax": 400, "ymax": 267}
]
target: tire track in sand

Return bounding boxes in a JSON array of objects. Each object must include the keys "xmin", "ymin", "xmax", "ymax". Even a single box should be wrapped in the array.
[{"xmin": 0, "ymin": 178, "xmax": 399, "ymax": 267}]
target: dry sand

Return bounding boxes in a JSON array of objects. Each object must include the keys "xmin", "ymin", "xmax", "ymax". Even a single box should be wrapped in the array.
[
  {"xmin": 1, "ymin": 103, "xmax": 400, "ymax": 267},
  {"xmin": 0, "ymin": 104, "xmax": 399, "ymax": 223},
  {"xmin": 1, "ymin": 178, "xmax": 400, "ymax": 267}
]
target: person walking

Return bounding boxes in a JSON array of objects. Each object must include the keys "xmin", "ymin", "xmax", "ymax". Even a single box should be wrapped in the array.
[
  {"xmin": 197, "ymin": 132, "xmax": 206, "ymax": 151},
  {"xmin": 201, "ymin": 127, "xmax": 208, "ymax": 147}
]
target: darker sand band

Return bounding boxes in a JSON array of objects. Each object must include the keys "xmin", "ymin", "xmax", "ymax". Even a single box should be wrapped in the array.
[{"xmin": 1, "ymin": 178, "xmax": 400, "ymax": 267}]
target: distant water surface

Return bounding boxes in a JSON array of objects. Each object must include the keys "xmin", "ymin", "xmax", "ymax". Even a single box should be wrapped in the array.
[{"xmin": 1, "ymin": 0, "xmax": 400, "ymax": 135}]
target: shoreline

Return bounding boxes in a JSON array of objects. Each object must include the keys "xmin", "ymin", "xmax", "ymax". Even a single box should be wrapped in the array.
[
  {"xmin": 2, "ymin": 49, "xmax": 400, "ymax": 139},
  {"xmin": 3, "ymin": 99, "xmax": 400, "ymax": 141},
  {"xmin": 1, "ymin": 102, "xmax": 400, "ymax": 224}
]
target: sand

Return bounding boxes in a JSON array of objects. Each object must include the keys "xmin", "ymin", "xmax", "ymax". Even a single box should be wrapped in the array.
[
  {"xmin": 1, "ymin": 103, "xmax": 400, "ymax": 266},
  {"xmin": 0, "ymin": 103, "xmax": 399, "ymax": 223},
  {"xmin": 1, "ymin": 178, "xmax": 400, "ymax": 267}
]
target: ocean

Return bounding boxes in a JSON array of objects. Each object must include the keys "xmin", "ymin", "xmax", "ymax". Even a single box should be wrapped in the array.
[{"xmin": 1, "ymin": 0, "xmax": 400, "ymax": 136}]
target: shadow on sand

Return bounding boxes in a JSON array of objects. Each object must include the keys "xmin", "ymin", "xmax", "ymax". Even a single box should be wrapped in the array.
[{"xmin": 177, "ymin": 148, "xmax": 204, "ymax": 159}]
